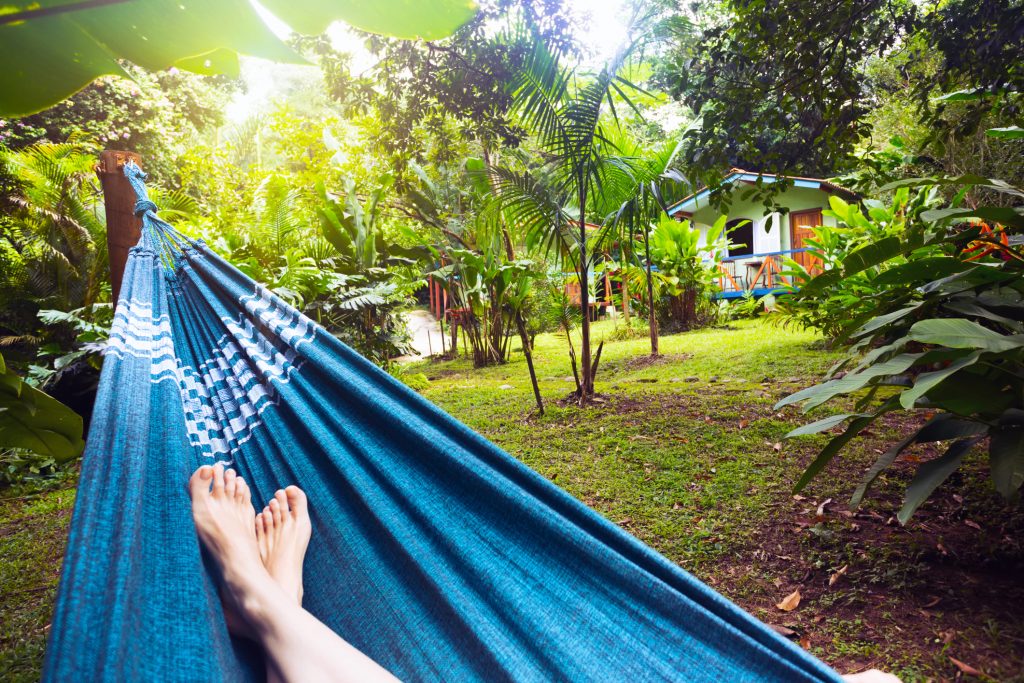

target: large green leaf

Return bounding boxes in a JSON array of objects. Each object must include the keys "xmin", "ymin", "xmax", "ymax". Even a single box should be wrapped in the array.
[
  {"xmin": 925, "ymin": 371, "xmax": 1015, "ymax": 415},
  {"xmin": 872, "ymin": 257, "xmax": 966, "ymax": 286},
  {"xmin": 260, "ymin": 0, "xmax": 477, "ymax": 41},
  {"xmin": 986, "ymin": 126, "xmax": 1024, "ymax": 140},
  {"xmin": 318, "ymin": 204, "xmax": 354, "ymax": 257},
  {"xmin": 785, "ymin": 412, "xmax": 867, "ymax": 438},
  {"xmin": 839, "ymin": 236, "xmax": 902, "ymax": 277},
  {"xmin": 776, "ymin": 353, "xmax": 923, "ymax": 411},
  {"xmin": 0, "ymin": 0, "xmax": 478, "ymax": 116},
  {"xmin": 851, "ymin": 431, "xmax": 918, "ymax": 508},
  {"xmin": 898, "ymin": 438, "xmax": 980, "ymax": 524},
  {"xmin": 793, "ymin": 414, "xmax": 876, "ymax": 493},
  {"xmin": 898, "ymin": 351, "xmax": 980, "ymax": 409},
  {"xmin": 933, "ymin": 88, "xmax": 986, "ymax": 102},
  {"xmin": 852, "ymin": 304, "xmax": 922, "ymax": 338},
  {"xmin": 908, "ymin": 318, "xmax": 1024, "ymax": 353},
  {"xmin": 990, "ymin": 416, "xmax": 1024, "ymax": 499},
  {"xmin": 852, "ymin": 415, "xmax": 989, "ymax": 508},
  {"xmin": 921, "ymin": 206, "xmax": 1024, "ymax": 229},
  {"xmin": 878, "ymin": 175, "xmax": 1024, "ymax": 201},
  {"xmin": 0, "ymin": 366, "xmax": 85, "ymax": 461}
]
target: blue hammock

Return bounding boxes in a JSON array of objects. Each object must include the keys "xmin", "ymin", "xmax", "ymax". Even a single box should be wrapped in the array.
[{"xmin": 44, "ymin": 164, "xmax": 842, "ymax": 682}]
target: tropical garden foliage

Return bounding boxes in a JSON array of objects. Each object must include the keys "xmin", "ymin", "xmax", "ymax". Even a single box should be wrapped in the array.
[
  {"xmin": 1, "ymin": 0, "xmax": 1024, "ymax": 679},
  {"xmin": 780, "ymin": 176, "xmax": 1024, "ymax": 521}
]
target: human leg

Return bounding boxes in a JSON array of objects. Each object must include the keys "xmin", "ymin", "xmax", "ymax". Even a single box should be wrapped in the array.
[{"xmin": 189, "ymin": 465, "xmax": 398, "ymax": 683}]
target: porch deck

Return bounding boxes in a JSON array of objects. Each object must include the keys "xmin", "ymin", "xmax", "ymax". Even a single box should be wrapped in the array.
[{"xmin": 714, "ymin": 248, "xmax": 811, "ymax": 299}]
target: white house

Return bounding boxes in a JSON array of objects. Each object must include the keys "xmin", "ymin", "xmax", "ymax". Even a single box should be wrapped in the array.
[{"xmin": 664, "ymin": 168, "xmax": 858, "ymax": 298}]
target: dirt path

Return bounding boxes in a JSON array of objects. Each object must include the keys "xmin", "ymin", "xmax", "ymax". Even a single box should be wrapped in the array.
[{"xmin": 395, "ymin": 309, "xmax": 444, "ymax": 363}]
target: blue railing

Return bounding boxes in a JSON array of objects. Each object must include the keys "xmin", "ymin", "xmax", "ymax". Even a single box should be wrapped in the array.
[
  {"xmin": 720, "ymin": 247, "xmax": 809, "ymax": 262},
  {"xmin": 714, "ymin": 248, "xmax": 813, "ymax": 299}
]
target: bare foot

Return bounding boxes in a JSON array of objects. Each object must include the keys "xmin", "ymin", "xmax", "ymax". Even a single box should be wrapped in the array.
[
  {"xmin": 189, "ymin": 465, "xmax": 283, "ymax": 636},
  {"xmin": 212, "ymin": 468, "xmax": 257, "ymax": 638},
  {"xmin": 255, "ymin": 486, "xmax": 312, "ymax": 604}
]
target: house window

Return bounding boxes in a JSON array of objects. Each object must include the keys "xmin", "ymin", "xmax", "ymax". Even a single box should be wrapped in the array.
[{"xmin": 727, "ymin": 218, "xmax": 754, "ymax": 257}]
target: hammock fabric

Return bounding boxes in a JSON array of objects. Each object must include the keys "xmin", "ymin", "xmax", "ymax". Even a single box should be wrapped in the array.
[{"xmin": 44, "ymin": 163, "xmax": 842, "ymax": 682}]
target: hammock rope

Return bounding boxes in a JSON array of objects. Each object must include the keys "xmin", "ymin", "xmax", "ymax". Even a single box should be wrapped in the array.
[{"xmin": 43, "ymin": 162, "xmax": 843, "ymax": 682}]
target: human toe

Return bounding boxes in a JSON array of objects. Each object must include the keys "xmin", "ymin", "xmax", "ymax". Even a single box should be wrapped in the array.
[
  {"xmin": 188, "ymin": 466, "xmax": 214, "ymax": 499},
  {"xmin": 284, "ymin": 486, "xmax": 308, "ymax": 519},
  {"xmin": 212, "ymin": 464, "xmax": 226, "ymax": 495},
  {"xmin": 269, "ymin": 496, "xmax": 283, "ymax": 526},
  {"xmin": 224, "ymin": 469, "xmax": 237, "ymax": 497},
  {"xmin": 235, "ymin": 477, "xmax": 249, "ymax": 504}
]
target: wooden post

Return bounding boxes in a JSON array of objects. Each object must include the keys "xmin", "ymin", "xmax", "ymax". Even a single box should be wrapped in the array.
[{"xmin": 96, "ymin": 150, "xmax": 142, "ymax": 307}]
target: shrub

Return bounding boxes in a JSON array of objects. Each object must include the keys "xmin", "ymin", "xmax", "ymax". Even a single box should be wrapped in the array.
[
  {"xmin": 776, "ymin": 189, "xmax": 944, "ymax": 340},
  {"xmin": 780, "ymin": 176, "xmax": 1024, "ymax": 522}
]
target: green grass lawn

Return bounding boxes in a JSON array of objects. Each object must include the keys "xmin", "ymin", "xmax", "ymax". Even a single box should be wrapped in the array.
[
  {"xmin": 414, "ymin": 318, "xmax": 841, "ymax": 570},
  {"xmin": 2, "ymin": 318, "xmax": 1022, "ymax": 681}
]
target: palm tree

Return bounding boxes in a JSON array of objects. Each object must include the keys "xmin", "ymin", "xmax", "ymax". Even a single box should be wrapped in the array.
[
  {"xmin": 0, "ymin": 139, "xmax": 107, "ymax": 314},
  {"xmin": 609, "ymin": 135, "xmax": 689, "ymax": 356},
  {"xmin": 489, "ymin": 27, "xmax": 645, "ymax": 401}
]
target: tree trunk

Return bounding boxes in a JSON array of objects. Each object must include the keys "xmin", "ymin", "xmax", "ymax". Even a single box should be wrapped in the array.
[
  {"xmin": 566, "ymin": 329, "xmax": 582, "ymax": 396},
  {"xmin": 578, "ymin": 207, "xmax": 593, "ymax": 400},
  {"xmin": 668, "ymin": 288, "xmax": 698, "ymax": 328},
  {"xmin": 97, "ymin": 150, "xmax": 143, "ymax": 308},
  {"xmin": 489, "ymin": 142, "xmax": 544, "ymax": 416},
  {"xmin": 619, "ymin": 247, "xmax": 631, "ymax": 325},
  {"xmin": 488, "ymin": 286, "xmax": 504, "ymax": 363},
  {"xmin": 683, "ymin": 287, "xmax": 696, "ymax": 326},
  {"xmin": 515, "ymin": 315, "xmax": 544, "ymax": 414},
  {"xmin": 642, "ymin": 228, "xmax": 659, "ymax": 356},
  {"xmin": 501, "ymin": 230, "xmax": 544, "ymax": 415},
  {"xmin": 576, "ymin": 179, "xmax": 595, "ymax": 400}
]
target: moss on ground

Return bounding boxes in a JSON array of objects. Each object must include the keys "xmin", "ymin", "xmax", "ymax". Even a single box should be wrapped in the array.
[{"xmin": 0, "ymin": 479, "xmax": 76, "ymax": 683}]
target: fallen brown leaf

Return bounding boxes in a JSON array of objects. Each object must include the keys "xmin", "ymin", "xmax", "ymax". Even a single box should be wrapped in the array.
[
  {"xmin": 799, "ymin": 635, "xmax": 811, "ymax": 649},
  {"xmin": 776, "ymin": 589, "xmax": 801, "ymax": 612},
  {"xmin": 739, "ymin": 419, "xmax": 749, "ymax": 429},
  {"xmin": 829, "ymin": 564, "xmax": 848, "ymax": 587},
  {"xmin": 949, "ymin": 656, "xmax": 985, "ymax": 677},
  {"xmin": 965, "ymin": 519, "xmax": 982, "ymax": 531},
  {"xmin": 769, "ymin": 624, "xmax": 797, "ymax": 638},
  {"xmin": 924, "ymin": 596, "xmax": 941, "ymax": 608}
]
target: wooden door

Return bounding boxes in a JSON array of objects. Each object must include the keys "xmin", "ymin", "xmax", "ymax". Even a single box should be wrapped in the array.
[{"xmin": 790, "ymin": 209, "xmax": 823, "ymax": 275}]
